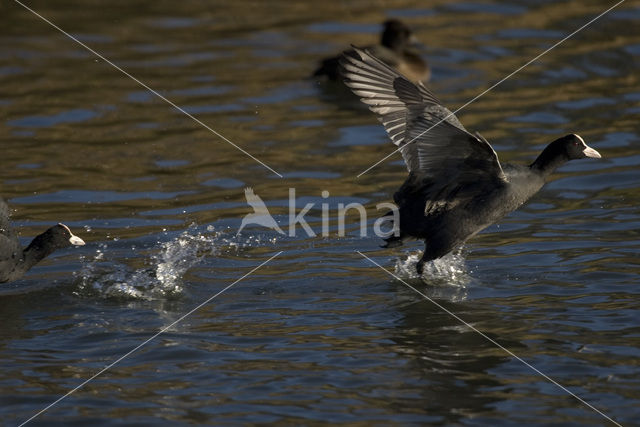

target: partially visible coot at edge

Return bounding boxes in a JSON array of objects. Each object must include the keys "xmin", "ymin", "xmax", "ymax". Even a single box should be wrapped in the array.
[
  {"xmin": 313, "ymin": 19, "xmax": 430, "ymax": 85},
  {"xmin": 340, "ymin": 48, "xmax": 602, "ymax": 275},
  {"xmin": 0, "ymin": 197, "xmax": 85, "ymax": 283}
]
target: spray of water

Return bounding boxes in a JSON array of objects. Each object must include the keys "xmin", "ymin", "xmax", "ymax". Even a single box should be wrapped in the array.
[
  {"xmin": 74, "ymin": 224, "xmax": 282, "ymax": 300},
  {"xmin": 394, "ymin": 248, "xmax": 472, "ymax": 296}
]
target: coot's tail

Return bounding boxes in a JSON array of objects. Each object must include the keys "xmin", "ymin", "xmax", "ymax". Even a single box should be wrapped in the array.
[
  {"xmin": 379, "ymin": 212, "xmax": 410, "ymax": 248},
  {"xmin": 381, "ymin": 234, "xmax": 404, "ymax": 248},
  {"xmin": 312, "ymin": 57, "xmax": 340, "ymax": 80}
]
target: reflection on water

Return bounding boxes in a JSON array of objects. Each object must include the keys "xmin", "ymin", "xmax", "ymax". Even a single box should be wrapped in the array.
[{"xmin": 1, "ymin": 0, "xmax": 640, "ymax": 425}]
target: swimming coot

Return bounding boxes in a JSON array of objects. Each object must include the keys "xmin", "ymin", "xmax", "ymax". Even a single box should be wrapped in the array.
[
  {"xmin": 314, "ymin": 19, "xmax": 430, "ymax": 84},
  {"xmin": 340, "ymin": 48, "xmax": 601, "ymax": 274},
  {"xmin": 1, "ymin": 197, "xmax": 85, "ymax": 283}
]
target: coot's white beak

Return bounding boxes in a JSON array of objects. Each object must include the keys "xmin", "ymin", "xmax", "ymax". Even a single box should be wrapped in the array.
[
  {"xmin": 583, "ymin": 145, "xmax": 601, "ymax": 159},
  {"xmin": 69, "ymin": 235, "xmax": 85, "ymax": 246},
  {"xmin": 57, "ymin": 223, "xmax": 86, "ymax": 245}
]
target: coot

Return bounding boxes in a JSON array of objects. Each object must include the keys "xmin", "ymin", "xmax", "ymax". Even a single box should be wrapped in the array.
[
  {"xmin": 1, "ymin": 197, "xmax": 85, "ymax": 283},
  {"xmin": 340, "ymin": 48, "xmax": 601, "ymax": 274},
  {"xmin": 314, "ymin": 19, "xmax": 430, "ymax": 84}
]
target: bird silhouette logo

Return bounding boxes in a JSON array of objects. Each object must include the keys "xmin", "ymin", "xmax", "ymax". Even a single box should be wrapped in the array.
[{"xmin": 237, "ymin": 187, "xmax": 285, "ymax": 235}]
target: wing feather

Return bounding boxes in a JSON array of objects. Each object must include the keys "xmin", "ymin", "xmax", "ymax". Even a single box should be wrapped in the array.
[{"xmin": 340, "ymin": 47, "xmax": 506, "ymax": 186}]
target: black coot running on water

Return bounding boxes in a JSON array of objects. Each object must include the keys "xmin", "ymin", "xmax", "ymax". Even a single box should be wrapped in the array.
[
  {"xmin": 0, "ymin": 197, "xmax": 85, "ymax": 283},
  {"xmin": 340, "ymin": 48, "xmax": 602, "ymax": 274},
  {"xmin": 313, "ymin": 19, "xmax": 430, "ymax": 84}
]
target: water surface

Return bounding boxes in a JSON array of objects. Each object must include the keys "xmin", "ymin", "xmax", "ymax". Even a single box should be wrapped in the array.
[{"xmin": 1, "ymin": 1, "xmax": 639, "ymax": 425}]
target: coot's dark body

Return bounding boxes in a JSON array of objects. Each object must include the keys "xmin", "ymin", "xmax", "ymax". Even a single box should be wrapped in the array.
[{"xmin": 341, "ymin": 48, "xmax": 601, "ymax": 274}]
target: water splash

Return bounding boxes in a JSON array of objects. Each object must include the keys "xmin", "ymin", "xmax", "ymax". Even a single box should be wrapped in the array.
[
  {"xmin": 394, "ymin": 250, "xmax": 471, "ymax": 301},
  {"xmin": 75, "ymin": 226, "xmax": 218, "ymax": 300},
  {"xmin": 395, "ymin": 249, "xmax": 471, "ymax": 284},
  {"xmin": 74, "ymin": 225, "xmax": 282, "ymax": 300}
]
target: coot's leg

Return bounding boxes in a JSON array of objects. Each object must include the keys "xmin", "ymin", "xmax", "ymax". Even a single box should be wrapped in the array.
[
  {"xmin": 417, "ymin": 242, "xmax": 443, "ymax": 275},
  {"xmin": 416, "ymin": 243, "xmax": 432, "ymax": 275}
]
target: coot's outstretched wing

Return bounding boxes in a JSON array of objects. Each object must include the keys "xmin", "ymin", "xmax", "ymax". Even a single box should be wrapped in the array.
[{"xmin": 340, "ymin": 47, "xmax": 506, "ymax": 184}]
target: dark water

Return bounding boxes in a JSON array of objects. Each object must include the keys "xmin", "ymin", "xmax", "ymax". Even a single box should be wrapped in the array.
[{"xmin": 1, "ymin": 0, "xmax": 639, "ymax": 425}]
